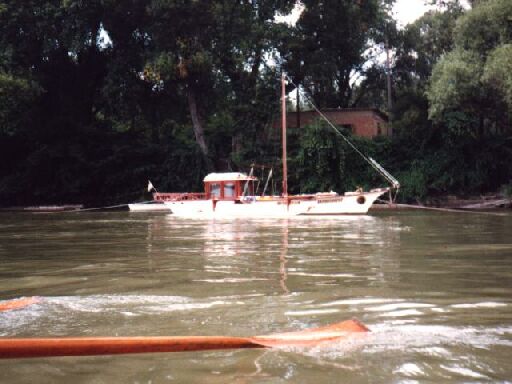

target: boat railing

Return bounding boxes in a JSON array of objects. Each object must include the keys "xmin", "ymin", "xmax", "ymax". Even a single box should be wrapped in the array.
[
  {"xmin": 288, "ymin": 195, "xmax": 316, "ymax": 201},
  {"xmin": 153, "ymin": 192, "xmax": 206, "ymax": 201}
]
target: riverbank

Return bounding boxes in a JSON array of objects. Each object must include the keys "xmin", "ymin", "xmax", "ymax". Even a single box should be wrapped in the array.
[
  {"xmin": 0, "ymin": 205, "xmax": 83, "ymax": 212},
  {"xmin": 423, "ymin": 194, "xmax": 511, "ymax": 209},
  {"xmin": 371, "ymin": 194, "xmax": 511, "ymax": 211}
]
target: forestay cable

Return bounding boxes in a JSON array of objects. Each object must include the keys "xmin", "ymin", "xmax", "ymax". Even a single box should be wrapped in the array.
[{"xmin": 285, "ymin": 75, "xmax": 400, "ymax": 190}]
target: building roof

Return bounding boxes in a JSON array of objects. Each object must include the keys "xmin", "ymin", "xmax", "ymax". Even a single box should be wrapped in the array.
[{"xmin": 203, "ymin": 172, "xmax": 258, "ymax": 182}]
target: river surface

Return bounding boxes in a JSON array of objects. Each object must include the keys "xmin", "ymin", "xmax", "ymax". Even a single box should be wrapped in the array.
[{"xmin": 0, "ymin": 211, "xmax": 511, "ymax": 383}]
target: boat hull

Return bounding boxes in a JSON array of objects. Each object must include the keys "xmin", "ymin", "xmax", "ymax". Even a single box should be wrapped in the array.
[
  {"xmin": 128, "ymin": 203, "xmax": 171, "ymax": 212},
  {"xmin": 164, "ymin": 189, "xmax": 388, "ymax": 218},
  {"xmin": 305, "ymin": 189, "xmax": 388, "ymax": 215},
  {"xmin": 164, "ymin": 199, "xmax": 313, "ymax": 218}
]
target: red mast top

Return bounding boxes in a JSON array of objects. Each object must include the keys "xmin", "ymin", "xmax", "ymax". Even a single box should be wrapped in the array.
[{"xmin": 281, "ymin": 73, "xmax": 288, "ymax": 197}]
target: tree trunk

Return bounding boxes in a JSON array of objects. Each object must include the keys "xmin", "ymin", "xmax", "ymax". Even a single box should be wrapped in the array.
[
  {"xmin": 296, "ymin": 85, "xmax": 301, "ymax": 129},
  {"xmin": 478, "ymin": 113, "xmax": 484, "ymax": 138},
  {"xmin": 187, "ymin": 85, "xmax": 213, "ymax": 170}
]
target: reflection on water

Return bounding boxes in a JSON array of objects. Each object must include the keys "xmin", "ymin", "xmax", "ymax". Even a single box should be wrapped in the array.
[{"xmin": 0, "ymin": 211, "xmax": 511, "ymax": 382}]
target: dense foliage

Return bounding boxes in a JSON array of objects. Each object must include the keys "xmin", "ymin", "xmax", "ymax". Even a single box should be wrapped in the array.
[{"xmin": 0, "ymin": 0, "xmax": 510, "ymax": 206}]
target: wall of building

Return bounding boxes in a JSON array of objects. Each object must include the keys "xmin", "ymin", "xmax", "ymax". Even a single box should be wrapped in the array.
[{"xmin": 275, "ymin": 109, "xmax": 390, "ymax": 138}]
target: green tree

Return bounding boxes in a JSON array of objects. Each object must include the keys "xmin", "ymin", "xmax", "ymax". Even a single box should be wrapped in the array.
[
  {"xmin": 284, "ymin": 0, "xmax": 396, "ymax": 109},
  {"xmin": 144, "ymin": 0, "xmax": 294, "ymax": 169},
  {"xmin": 415, "ymin": 0, "xmax": 512, "ymax": 198},
  {"xmin": 0, "ymin": 73, "xmax": 40, "ymax": 136},
  {"xmin": 427, "ymin": 0, "xmax": 512, "ymax": 136},
  {"xmin": 453, "ymin": 0, "xmax": 512, "ymax": 55},
  {"xmin": 482, "ymin": 44, "xmax": 512, "ymax": 113},
  {"xmin": 427, "ymin": 49, "xmax": 484, "ymax": 129}
]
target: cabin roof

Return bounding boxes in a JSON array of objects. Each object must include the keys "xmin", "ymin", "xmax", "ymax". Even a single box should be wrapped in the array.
[{"xmin": 203, "ymin": 172, "xmax": 257, "ymax": 182}]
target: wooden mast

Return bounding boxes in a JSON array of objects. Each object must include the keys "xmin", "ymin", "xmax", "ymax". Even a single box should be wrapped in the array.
[{"xmin": 281, "ymin": 72, "xmax": 288, "ymax": 197}]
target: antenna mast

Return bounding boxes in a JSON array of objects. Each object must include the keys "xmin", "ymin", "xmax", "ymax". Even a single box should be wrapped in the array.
[{"xmin": 281, "ymin": 72, "xmax": 288, "ymax": 197}]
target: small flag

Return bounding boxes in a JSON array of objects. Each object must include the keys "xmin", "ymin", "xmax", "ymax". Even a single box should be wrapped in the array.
[{"xmin": 147, "ymin": 180, "xmax": 155, "ymax": 192}]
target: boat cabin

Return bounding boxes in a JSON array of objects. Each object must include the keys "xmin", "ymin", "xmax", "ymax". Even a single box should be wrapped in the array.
[
  {"xmin": 152, "ymin": 172, "xmax": 258, "ymax": 202},
  {"xmin": 203, "ymin": 172, "xmax": 257, "ymax": 200}
]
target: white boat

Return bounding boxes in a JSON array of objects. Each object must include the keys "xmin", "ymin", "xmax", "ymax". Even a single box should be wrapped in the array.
[
  {"xmin": 154, "ymin": 73, "xmax": 398, "ymax": 218},
  {"xmin": 135, "ymin": 74, "xmax": 400, "ymax": 218},
  {"xmin": 158, "ymin": 172, "xmax": 388, "ymax": 218},
  {"xmin": 128, "ymin": 202, "xmax": 171, "ymax": 212}
]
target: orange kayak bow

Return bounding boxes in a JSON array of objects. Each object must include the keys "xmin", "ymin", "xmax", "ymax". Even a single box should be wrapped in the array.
[
  {"xmin": 0, "ymin": 319, "xmax": 369, "ymax": 359},
  {"xmin": 0, "ymin": 297, "xmax": 40, "ymax": 312}
]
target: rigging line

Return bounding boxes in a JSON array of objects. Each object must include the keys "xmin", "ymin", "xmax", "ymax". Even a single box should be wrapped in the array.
[
  {"xmin": 284, "ymin": 75, "xmax": 400, "ymax": 189},
  {"xmin": 262, "ymin": 168, "xmax": 273, "ymax": 196},
  {"xmin": 255, "ymin": 166, "xmax": 263, "ymax": 195},
  {"xmin": 242, "ymin": 166, "xmax": 255, "ymax": 197}
]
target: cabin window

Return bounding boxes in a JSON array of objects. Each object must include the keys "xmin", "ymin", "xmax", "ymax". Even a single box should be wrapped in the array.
[
  {"xmin": 210, "ymin": 183, "xmax": 221, "ymax": 198},
  {"xmin": 224, "ymin": 182, "xmax": 235, "ymax": 198}
]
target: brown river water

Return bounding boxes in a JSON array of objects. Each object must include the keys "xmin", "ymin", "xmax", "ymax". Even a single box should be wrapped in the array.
[{"xmin": 0, "ymin": 211, "xmax": 511, "ymax": 383}]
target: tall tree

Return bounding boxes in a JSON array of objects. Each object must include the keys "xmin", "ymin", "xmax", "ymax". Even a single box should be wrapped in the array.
[
  {"xmin": 389, "ymin": 3, "xmax": 464, "ymax": 137},
  {"xmin": 283, "ymin": 0, "xmax": 395, "ymax": 109},
  {"xmin": 427, "ymin": 0, "xmax": 512, "ymax": 136},
  {"xmin": 144, "ymin": 0, "xmax": 294, "ymax": 169}
]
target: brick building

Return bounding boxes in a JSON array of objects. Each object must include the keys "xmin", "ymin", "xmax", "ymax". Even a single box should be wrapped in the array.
[{"xmin": 275, "ymin": 108, "xmax": 391, "ymax": 138}]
